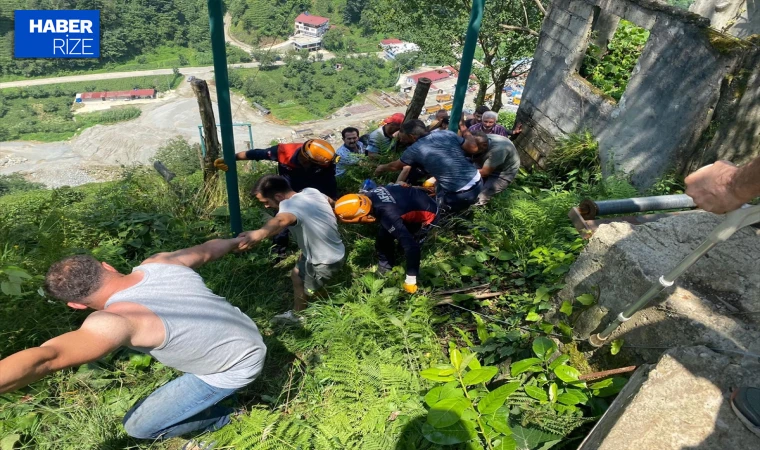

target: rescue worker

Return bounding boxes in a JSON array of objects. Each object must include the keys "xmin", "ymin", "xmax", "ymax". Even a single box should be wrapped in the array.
[
  {"xmin": 334, "ymin": 184, "xmax": 439, "ymax": 294},
  {"xmin": 215, "ymin": 139, "xmax": 339, "ymax": 259},
  {"xmin": 214, "ymin": 139, "xmax": 338, "ymax": 199}
]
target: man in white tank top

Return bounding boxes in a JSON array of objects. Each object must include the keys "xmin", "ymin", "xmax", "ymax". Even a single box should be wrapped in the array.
[
  {"xmin": 238, "ymin": 175, "xmax": 346, "ymax": 324},
  {"xmin": 0, "ymin": 237, "xmax": 266, "ymax": 441}
]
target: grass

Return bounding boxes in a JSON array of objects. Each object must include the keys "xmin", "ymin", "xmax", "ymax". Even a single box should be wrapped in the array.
[
  {"xmin": 0, "ymin": 134, "xmax": 643, "ymax": 448},
  {"xmin": 0, "ymin": 76, "xmax": 181, "ymax": 142},
  {"xmin": 230, "ymin": 56, "xmax": 396, "ymax": 124}
]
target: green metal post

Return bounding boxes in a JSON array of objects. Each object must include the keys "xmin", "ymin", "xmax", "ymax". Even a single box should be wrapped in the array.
[
  {"xmin": 448, "ymin": 0, "xmax": 485, "ymax": 132},
  {"xmin": 207, "ymin": 0, "xmax": 243, "ymax": 235},
  {"xmin": 247, "ymin": 124, "xmax": 254, "ymax": 150}
]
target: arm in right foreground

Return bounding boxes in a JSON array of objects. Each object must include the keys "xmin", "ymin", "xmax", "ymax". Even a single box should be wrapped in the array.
[{"xmin": 685, "ymin": 157, "xmax": 760, "ymax": 214}]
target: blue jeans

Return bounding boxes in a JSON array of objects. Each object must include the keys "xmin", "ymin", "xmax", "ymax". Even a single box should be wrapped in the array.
[{"xmin": 122, "ymin": 374, "xmax": 239, "ymax": 440}]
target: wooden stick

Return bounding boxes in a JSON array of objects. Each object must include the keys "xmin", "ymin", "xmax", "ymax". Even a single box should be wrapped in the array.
[
  {"xmin": 404, "ymin": 77, "xmax": 432, "ymax": 122},
  {"xmin": 191, "ymin": 79, "xmax": 221, "ymax": 183},
  {"xmin": 435, "ymin": 284, "xmax": 490, "ymax": 295},
  {"xmin": 578, "ymin": 366, "xmax": 637, "ymax": 381},
  {"xmin": 436, "ymin": 291, "xmax": 504, "ymax": 306}
]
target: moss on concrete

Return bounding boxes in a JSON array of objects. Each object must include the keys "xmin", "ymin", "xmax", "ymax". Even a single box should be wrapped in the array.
[{"xmin": 705, "ymin": 29, "xmax": 751, "ymax": 54}]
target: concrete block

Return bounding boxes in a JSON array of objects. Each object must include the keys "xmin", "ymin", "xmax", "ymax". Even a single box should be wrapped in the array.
[
  {"xmin": 559, "ymin": 213, "xmax": 760, "ymax": 363},
  {"xmin": 579, "ymin": 346, "xmax": 760, "ymax": 449}
]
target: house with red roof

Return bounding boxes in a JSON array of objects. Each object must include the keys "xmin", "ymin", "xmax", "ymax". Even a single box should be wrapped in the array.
[
  {"xmin": 294, "ymin": 13, "xmax": 330, "ymax": 38},
  {"xmin": 406, "ymin": 67, "xmax": 458, "ymax": 86},
  {"xmin": 76, "ymin": 89, "xmax": 156, "ymax": 103},
  {"xmin": 380, "ymin": 38, "xmax": 403, "ymax": 46}
]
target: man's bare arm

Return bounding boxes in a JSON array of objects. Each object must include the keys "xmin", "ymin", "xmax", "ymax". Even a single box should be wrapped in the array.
[
  {"xmin": 237, "ymin": 213, "xmax": 297, "ymax": 251},
  {"xmin": 0, "ymin": 312, "xmax": 132, "ymax": 393},
  {"xmin": 685, "ymin": 157, "xmax": 760, "ymax": 214},
  {"xmin": 375, "ymin": 159, "xmax": 406, "ymax": 175},
  {"xmin": 144, "ymin": 238, "xmax": 243, "ymax": 269}
]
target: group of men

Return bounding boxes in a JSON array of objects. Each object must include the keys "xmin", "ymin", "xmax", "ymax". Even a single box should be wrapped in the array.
[{"xmin": 5, "ymin": 107, "xmax": 758, "ymax": 444}]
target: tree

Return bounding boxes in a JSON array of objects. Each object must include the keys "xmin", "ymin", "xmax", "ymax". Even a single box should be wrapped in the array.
[
  {"xmin": 252, "ymin": 50, "xmax": 277, "ymax": 70},
  {"xmin": 322, "ymin": 27, "xmax": 345, "ymax": 52},
  {"xmin": 344, "ymin": 0, "xmax": 369, "ymax": 25},
  {"xmin": 380, "ymin": 0, "xmax": 544, "ymax": 111},
  {"xmin": 178, "ymin": 54, "xmax": 189, "ymax": 66}
]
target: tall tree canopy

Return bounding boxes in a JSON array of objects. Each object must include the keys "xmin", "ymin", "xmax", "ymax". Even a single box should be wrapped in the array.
[{"xmin": 364, "ymin": 0, "xmax": 544, "ymax": 111}]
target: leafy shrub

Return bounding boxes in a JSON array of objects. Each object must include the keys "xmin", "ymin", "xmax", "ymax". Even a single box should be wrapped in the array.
[
  {"xmin": 580, "ymin": 20, "xmax": 650, "ymax": 101},
  {"xmin": 151, "ymin": 137, "xmax": 202, "ymax": 176},
  {"xmin": 498, "ymin": 110, "xmax": 516, "ymax": 129},
  {"xmin": 546, "ymin": 130, "xmax": 599, "ymax": 178},
  {"xmin": 0, "ymin": 174, "xmax": 44, "ymax": 197}
]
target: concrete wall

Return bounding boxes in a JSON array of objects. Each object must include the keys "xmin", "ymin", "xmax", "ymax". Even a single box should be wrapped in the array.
[
  {"xmin": 690, "ymin": 0, "xmax": 760, "ymax": 38},
  {"xmin": 513, "ymin": 0, "xmax": 754, "ymax": 189}
]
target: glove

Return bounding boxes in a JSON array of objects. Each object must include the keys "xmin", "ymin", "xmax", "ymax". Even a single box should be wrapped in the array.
[
  {"xmin": 403, "ymin": 275, "xmax": 418, "ymax": 294},
  {"xmin": 214, "ymin": 158, "xmax": 229, "ymax": 172}
]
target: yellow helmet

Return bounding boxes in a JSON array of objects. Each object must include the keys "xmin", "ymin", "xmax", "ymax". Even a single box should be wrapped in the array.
[
  {"xmin": 302, "ymin": 139, "xmax": 337, "ymax": 166},
  {"xmin": 334, "ymin": 194, "xmax": 375, "ymax": 224}
]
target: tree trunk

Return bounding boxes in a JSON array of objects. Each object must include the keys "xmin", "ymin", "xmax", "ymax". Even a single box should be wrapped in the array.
[
  {"xmin": 191, "ymin": 79, "xmax": 221, "ymax": 185},
  {"xmin": 404, "ymin": 77, "xmax": 432, "ymax": 121},
  {"xmin": 491, "ymin": 76, "xmax": 508, "ymax": 112},
  {"xmin": 475, "ymin": 80, "xmax": 488, "ymax": 107}
]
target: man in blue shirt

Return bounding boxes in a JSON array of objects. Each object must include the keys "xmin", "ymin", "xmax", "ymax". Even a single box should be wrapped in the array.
[{"xmin": 375, "ymin": 120, "xmax": 481, "ymax": 213}]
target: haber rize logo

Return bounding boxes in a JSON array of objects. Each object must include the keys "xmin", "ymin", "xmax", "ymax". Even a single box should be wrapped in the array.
[{"xmin": 14, "ymin": 10, "xmax": 100, "ymax": 58}]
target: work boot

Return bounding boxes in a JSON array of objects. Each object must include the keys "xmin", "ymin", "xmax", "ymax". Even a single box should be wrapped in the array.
[{"xmin": 731, "ymin": 387, "xmax": 760, "ymax": 438}]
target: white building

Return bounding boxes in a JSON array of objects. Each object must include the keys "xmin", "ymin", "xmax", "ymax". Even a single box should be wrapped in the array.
[
  {"xmin": 294, "ymin": 13, "xmax": 330, "ymax": 38},
  {"xmin": 379, "ymin": 39, "xmax": 420, "ymax": 59}
]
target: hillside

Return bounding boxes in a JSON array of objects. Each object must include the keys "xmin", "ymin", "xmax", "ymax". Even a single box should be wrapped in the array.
[{"xmin": 0, "ymin": 132, "xmax": 646, "ymax": 449}]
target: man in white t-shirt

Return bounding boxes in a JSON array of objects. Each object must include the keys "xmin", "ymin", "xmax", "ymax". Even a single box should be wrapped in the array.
[
  {"xmin": 238, "ymin": 175, "xmax": 345, "ymax": 324},
  {"xmin": 335, "ymin": 127, "xmax": 365, "ymax": 177}
]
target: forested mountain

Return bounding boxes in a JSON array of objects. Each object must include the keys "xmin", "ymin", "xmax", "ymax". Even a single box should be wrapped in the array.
[{"xmin": 0, "ymin": 0, "xmax": 212, "ymax": 78}]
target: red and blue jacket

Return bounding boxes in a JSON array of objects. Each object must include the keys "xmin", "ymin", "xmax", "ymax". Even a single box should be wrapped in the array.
[{"xmin": 245, "ymin": 143, "xmax": 338, "ymax": 199}]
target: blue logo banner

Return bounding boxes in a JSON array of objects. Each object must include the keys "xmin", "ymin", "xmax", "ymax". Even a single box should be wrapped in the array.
[{"xmin": 14, "ymin": 10, "xmax": 100, "ymax": 58}]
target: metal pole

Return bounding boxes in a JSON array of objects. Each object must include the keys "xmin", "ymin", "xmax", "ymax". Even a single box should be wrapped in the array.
[
  {"xmin": 207, "ymin": 0, "xmax": 243, "ymax": 235},
  {"xmin": 448, "ymin": 0, "xmax": 485, "ymax": 132},
  {"xmin": 247, "ymin": 124, "xmax": 254, "ymax": 150}
]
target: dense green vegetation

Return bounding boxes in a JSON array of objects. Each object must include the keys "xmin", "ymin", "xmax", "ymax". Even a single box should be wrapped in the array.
[
  {"xmin": 0, "ymin": 0, "xmax": 216, "ymax": 80},
  {"xmin": 227, "ymin": 0, "xmax": 381, "ymax": 52},
  {"xmin": 580, "ymin": 20, "xmax": 650, "ymax": 102},
  {"xmin": 230, "ymin": 54, "xmax": 397, "ymax": 123},
  {"xmin": 0, "ymin": 75, "xmax": 180, "ymax": 142},
  {"xmin": 0, "ymin": 131, "xmax": 652, "ymax": 449}
]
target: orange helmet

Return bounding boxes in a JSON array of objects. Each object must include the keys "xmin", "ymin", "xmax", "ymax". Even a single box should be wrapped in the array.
[
  {"xmin": 302, "ymin": 139, "xmax": 337, "ymax": 166},
  {"xmin": 334, "ymin": 194, "xmax": 375, "ymax": 224}
]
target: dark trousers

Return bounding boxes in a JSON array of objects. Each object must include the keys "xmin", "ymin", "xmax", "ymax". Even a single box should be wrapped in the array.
[
  {"xmin": 436, "ymin": 181, "xmax": 482, "ymax": 214},
  {"xmin": 376, "ymin": 221, "xmax": 436, "ymax": 272}
]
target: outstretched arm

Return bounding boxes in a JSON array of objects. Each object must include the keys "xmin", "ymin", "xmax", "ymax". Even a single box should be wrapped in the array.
[
  {"xmin": 685, "ymin": 158, "xmax": 760, "ymax": 214},
  {"xmin": 375, "ymin": 159, "xmax": 406, "ymax": 175},
  {"xmin": 214, "ymin": 145, "xmax": 279, "ymax": 171},
  {"xmin": 0, "ymin": 312, "xmax": 132, "ymax": 394},
  {"xmin": 144, "ymin": 238, "xmax": 244, "ymax": 269},
  {"xmin": 237, "ymin": 213, "xmax": 297, "ymax": 251}
]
